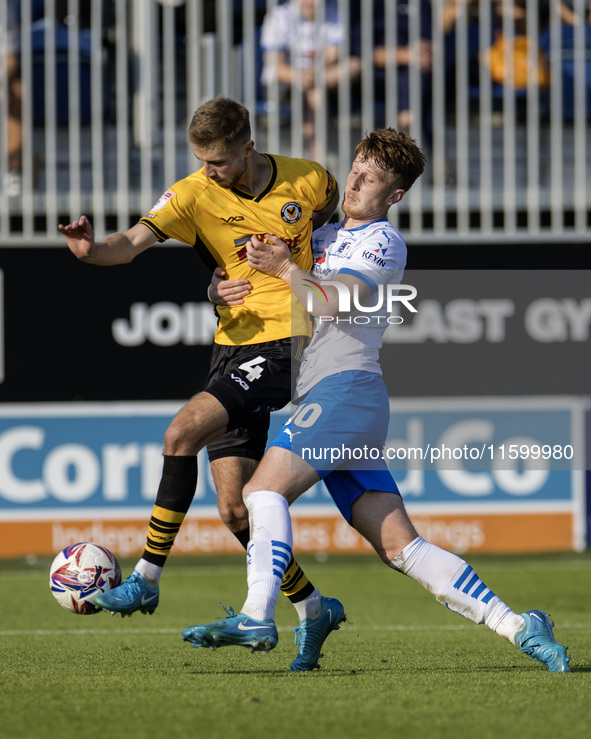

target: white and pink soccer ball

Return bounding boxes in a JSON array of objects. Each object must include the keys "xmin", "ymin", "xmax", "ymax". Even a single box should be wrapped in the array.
[{"xmin": 49, "ymin": 542, "xmax": 121, "ymax": 615}]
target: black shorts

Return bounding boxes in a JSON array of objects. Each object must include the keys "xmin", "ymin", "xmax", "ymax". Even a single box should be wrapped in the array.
[{"xmin": 205, "ymin": 336, "xmax": 308, "ymax": 462}]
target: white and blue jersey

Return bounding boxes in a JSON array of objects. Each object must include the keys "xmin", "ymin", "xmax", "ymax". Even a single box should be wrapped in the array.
[
  {"xmin": 270, "ymin": 218, "xmax": 407, "ymax": 522},
  {"xmin": 295, "ymin": 218, "xmax": 406, "ymax": 398}
]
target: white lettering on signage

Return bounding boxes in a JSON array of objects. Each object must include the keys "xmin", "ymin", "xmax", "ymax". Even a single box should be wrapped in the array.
[
  {"xmin": 0, "ymin": 414, "xmax": 559, "ymax": 506},
  {"xmin": 0, "ymin": 428, "xmax": 172, "ymax": 503},
  {"xmin": 110, "ymin": 298, "xmax": 591, "ymax": 347},
  {"xmin": 384, "ymin": 299, "xmax": 515, "ymax": 343},
  {"xmin": 112, "ymin": 302, "xmax": 218, "ymax": 347},
  {"xmin": 385, "ymin": 297, "xmax": 591, "ymax": 344},
  {"xmin": 524, "ymin": 298, "xmax": 591, "ymax": 342}
]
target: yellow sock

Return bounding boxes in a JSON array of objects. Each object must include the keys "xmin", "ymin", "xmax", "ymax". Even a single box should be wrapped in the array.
[
  {"xmin": 281, "ymin": 556, "xmax": 315, "ymax": 603},
  {"xmin": 143, "ymin": 505, "xmax": 186, "ymax": 565}
]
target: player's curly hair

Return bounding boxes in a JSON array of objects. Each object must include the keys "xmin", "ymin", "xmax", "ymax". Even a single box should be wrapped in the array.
[
  {"xmin": 187, "ymin": 96, "xmax": 251, "ymax": 149},
  {"xmin": 355, "ymin": 129, "xmax": 427, "ymax": 191}
]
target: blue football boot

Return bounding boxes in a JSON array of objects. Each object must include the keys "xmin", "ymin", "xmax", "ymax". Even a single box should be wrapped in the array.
[
  {"xmin": 94, "ymin": 571, "xmax": 159, "ymax": 617},
  {"xmin": 290, "ymin": 596, "xmax": 346, "ymax": 671},
  {"xmin": 183, "ymin": 605, "xmax": 278, "ymax": 654},
  {"xmin": 515, "ymin": 610, "xmax": 571, "ymax": 673}
]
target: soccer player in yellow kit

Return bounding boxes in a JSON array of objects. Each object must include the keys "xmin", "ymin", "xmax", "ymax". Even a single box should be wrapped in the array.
[{"xmin": 59, "ymin": 97, "xmax": 341, "ymax": 671}]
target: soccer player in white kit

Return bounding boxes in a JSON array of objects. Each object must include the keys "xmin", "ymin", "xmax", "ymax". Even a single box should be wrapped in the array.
[{"xmin": 183, "ymin": 129, "xmax": 570, "ymax": 673}]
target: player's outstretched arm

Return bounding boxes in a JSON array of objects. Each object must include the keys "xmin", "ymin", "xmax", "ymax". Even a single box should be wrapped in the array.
[{"xmin": 58, "ymin": 217, "xmax": 157, "ymax": 266}]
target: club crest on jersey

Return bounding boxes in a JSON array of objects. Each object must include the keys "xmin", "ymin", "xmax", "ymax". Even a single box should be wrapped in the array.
[
  {"xmin": 281, "ymin": 202, "xmax": 302, "ymax": 224},
  {"xmin": 335, "ymin": 240, "xmax": 352, "ymax": 256},
  {"xmin": 150, "ymin": 190, "xmax": 175, "ymax": 211}
]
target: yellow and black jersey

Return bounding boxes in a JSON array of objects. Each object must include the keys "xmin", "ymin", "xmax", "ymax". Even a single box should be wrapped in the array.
[{"xmin": 140, "ymin": 154, "xmax": 337, "ymax": 346}]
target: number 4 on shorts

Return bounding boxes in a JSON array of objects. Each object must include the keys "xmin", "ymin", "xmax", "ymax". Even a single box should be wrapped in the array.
[{"xmin": 238, "ymin": 356, "xmax": 266, "ymax": 382}]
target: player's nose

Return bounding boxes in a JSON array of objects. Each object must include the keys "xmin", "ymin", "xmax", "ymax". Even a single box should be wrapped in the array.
[{"xmin": 347, "ymin": 173, "xmax": 360, "ymax": 190}]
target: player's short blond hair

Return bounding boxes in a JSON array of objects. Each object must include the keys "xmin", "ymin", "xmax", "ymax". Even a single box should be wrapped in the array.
[
  {"xmin": 187, "ymin": 96, "xmax": 251, "ymax": 149},
  {"xmin": 355, "ymin": 129, "xmax": 427, "ymax": 191}
]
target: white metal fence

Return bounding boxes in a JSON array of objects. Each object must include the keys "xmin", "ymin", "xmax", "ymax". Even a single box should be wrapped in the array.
[{"xmin": 0, "ymin": 0, "xmax": 589, "ymax": 245}]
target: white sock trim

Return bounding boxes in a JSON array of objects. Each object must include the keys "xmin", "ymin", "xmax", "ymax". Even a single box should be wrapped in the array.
[
  {"xmin": 389, "ymin": 536, "xmax": 425, "ymax": 572},
  {"xmin": 244, "ymin": 489, "xmax": 289, "ymax": 517},
  {"xmin": 493, "ymin": 611, "xmax": 526, "ymax": 644},
  {"xmin": 134, "ymin": 559, "xmax": 162, "ymax": 587},
  {"xmin": 292, "ymin": 588, "xmax": 322, "ymax": 621}
]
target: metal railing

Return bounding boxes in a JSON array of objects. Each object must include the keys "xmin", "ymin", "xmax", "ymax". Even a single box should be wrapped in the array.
[{"xmin": 0, "ymin": 0, "xmax": 589, "ymax": 245}]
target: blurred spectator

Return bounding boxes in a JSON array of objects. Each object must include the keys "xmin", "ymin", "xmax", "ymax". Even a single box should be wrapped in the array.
[
  {"xmin": 350, "ymin": 0, "xmax": 436, "ymax": 150},
  {"xmin": 444, "ymin": 1, "xmax": 552, "ymax": 98},
  {"xmin": 373, "ymin": 0, "xmax": 432, "ymax": 137},
  {"xmin": 0, "ymin": 0, "xmax": 22, "ymax": 196},
  {"xmin": 542, "ymin": 1, "xmax": 591, "ymax": 121},
  {"xmin": 439, "ymin": 0, "xmax": 481, "ymax": 98},
  {"xmin": 557, "ymin": 0, "xmax": 591, "ymax": 24},
  {"xmin": 486, "ymin": 1, "xmax": 551, "ymax": 91},
  {"xmin": 492, "ymin": 0, "xmax": 528, "ymax": 34},
  {"xmin": 260, "ymin": 0, "xmax": 361, "ymax": 156}
]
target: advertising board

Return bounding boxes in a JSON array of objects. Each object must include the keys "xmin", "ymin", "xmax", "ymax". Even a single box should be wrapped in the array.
[{"xmin": 0, "ymin": 398, "xmax": 585, "ymax": 558}]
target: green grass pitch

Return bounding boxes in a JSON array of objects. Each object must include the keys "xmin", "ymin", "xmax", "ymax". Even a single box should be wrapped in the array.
[{"xmin": 1, "ymin": 552, "xmax": 590, "ymax": 739}]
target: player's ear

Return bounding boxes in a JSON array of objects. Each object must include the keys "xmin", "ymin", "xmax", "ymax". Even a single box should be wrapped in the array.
[
  {"xmin": 387, "ymin": 189, "xmax": 406, "ymax": 206},
  {"xmin": 242, "ymin": 140, "xmax": 255, "ymax": 157}
]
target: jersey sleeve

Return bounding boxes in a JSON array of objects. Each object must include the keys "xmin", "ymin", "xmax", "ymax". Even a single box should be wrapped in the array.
[
  {"xmin": 138, "ymin": 179, "xmax": 201, "ymax": 246},
  {"xmin": 336, "ymin": 224, "xmax": 407, "ymax": 291},
  {"xmin": 307, "ymin": 162, "xmax": 338, "ymax": 213}
]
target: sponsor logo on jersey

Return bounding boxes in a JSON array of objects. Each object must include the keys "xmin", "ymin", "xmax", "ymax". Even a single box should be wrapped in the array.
[
  {"xmin": 230, "ymin": 373, "xmax": 250, "ymax": 391},
  {"xmin": 362, "ymin": 250, "xmax": 387, "ymax": 268},
  {"xmin": 222, "ymin": 215, "xmax": 245, "ymax": 223},
  {"xmin": 283, "ymin": 427, "xmax": 301, "ymax": 441},
  {"xmin": 248, "ymin": 231, "xmax": 303, "ymax": 255},
  {"xmin": 281, "ymin": 202, "xmax": 302, "ymax": 224},
  {"xmin": 150, "ymin": 190, "xmax": 175, "ymax": 212},
  {"xmin": 234, "ymin": 236, "xmax": 250, "ymax": 261},
  {"xmin": 312, "ymin": 264, "xmax": 331, "ymax": 277}
]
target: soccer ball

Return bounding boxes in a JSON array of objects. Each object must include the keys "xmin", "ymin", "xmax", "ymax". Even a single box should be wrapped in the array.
[{"xmin": 49, "ymin": 542, "xmax": 121, "ymax": 615}]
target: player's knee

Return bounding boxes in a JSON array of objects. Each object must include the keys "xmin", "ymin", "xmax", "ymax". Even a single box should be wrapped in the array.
[
  {"xmin": 242, "ymin": 479, "xmax": 260, "ymax": 497},
  {"xmin": 164, "ymin": 407, "xmax": 214, "ymax": 454},
  {"xmin": 217, "ymin": 501, "xmax": 248, "ymax": 531},
  {"xmin": 162, "ymin": 420, "xmax": 201, "ymax": 455},
  {"xmin": 163, "ymin": 422, "xmax": 184, "ymax": 454}
]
